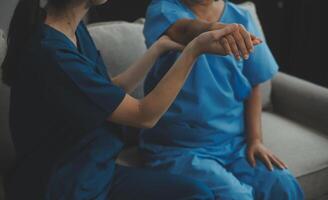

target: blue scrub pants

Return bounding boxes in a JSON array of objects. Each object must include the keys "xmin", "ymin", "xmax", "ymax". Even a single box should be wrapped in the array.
[
  {"xmin": 143, "ymin": 152, "xmax": 304, "ymax": 200},
  {"xmin": 108, "ymin": 165, "xmax": 215, "ymax": 200}
]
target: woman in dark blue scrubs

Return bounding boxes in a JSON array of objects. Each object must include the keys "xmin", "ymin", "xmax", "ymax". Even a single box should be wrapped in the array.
[{"xmin": 1, "ymin": 0, "xmax": 251, "ymax": 199}]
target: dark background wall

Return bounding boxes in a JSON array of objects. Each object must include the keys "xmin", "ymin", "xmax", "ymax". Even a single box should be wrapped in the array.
[{"xmin": 89, "ymin": 0, "xmax": 327, "ymax": 88}]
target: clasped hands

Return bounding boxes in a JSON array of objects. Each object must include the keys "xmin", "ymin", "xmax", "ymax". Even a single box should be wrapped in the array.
[{"xmin": 156, "ymin": 23, "xmax": 262, "ymax": 59}]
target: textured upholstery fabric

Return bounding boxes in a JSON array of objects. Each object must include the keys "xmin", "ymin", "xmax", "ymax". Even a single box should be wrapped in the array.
[
  {"xmin": 272, "ymin": 72, "xmax": 328, "ymax": 133},
  {"xmin": 262, "ymin": 112, "xmax": 328, "ymax": 200},
  {"xmin": 0, "ymin": 30, "xmax": 5, "ymax": 62}
]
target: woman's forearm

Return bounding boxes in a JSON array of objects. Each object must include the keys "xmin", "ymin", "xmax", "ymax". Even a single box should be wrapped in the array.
[
  {"xmin": 109, "ymin": 25, "xmax": 239, "ymax": 128},
  {"xmin": 111, "ymin": 43, "xmax": 163, "ymax": 94},
  {"xmin": 108, "ymin": 43, "xmax": 198, "ymax": 129},
  {"xmin": 245, "ymin": 85, "xmax": 263, "ymax": 143}
]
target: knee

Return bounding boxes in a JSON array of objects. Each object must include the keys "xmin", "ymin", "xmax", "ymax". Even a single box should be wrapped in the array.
[{"xmin": 260, "ymin": 169, "xmax": 304, "ymax": 200}]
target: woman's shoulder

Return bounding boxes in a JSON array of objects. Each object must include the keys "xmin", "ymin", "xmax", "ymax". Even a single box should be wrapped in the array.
[{"xmin": 39, "ymin": 23, "xmax": 83, "ymax": 53}]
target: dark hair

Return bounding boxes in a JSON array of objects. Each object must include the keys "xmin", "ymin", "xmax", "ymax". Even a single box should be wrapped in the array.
[{"xmin": 1, "ymin": 0, "xmax": 72, "ymax": 86}]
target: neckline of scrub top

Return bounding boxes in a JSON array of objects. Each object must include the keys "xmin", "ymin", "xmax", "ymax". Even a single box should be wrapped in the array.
[
  {"xmin": 41, "ymin": 22, "xmax": 106, "ymax": 76},
  {"xmin": 178, "ymin": 0, "xmax": 228, "ymax": 23},
  {"xmin": 42, "ymin": 23, "xmax": 83, "ymax": 54}
]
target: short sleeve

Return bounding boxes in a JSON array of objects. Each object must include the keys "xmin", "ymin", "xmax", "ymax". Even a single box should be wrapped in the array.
[
  {"xmin": 144, "ymin": 0, "xmax": 192, "ymax": 47},
  {"xmin": 43, "ymin": 48, "xmax": 126, "ymax": 133},
  {"xmin": 242, "ymin": 12, "xmax": 279, "ymax": 86}
]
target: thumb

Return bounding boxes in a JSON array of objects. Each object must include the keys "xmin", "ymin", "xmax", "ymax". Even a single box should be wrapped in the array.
[{"xmin": 212, "ymin": 24, "xmax": 239, "ymax": 39}]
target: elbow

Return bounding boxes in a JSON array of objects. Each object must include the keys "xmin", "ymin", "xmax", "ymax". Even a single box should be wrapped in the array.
[
  {"xmin": 139, "ymin": 120, "xmax": 157, "ymax": 129},
  {"xmin": 138, "ymin": 113, "xmax": 159, "ymax": 129},
  {"xmin": 137, "ymin": 101, "xmax": 159, "ymax": 129}
]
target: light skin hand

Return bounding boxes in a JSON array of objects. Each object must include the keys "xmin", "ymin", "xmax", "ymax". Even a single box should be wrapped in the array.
[
  {"xmin": 211, "ymin": 23, "xmax": 262, "ymax": 60},
  {"xmin": 191, "ymin": 24, "xmax": 241, "ymax": 56},
  {"xmin": 245, "ymin": 85, "xmax": 288, "ymax": 171},
  {"xmin": 247, "ymin": 139, "xmax": 288, "ymax": 171}
]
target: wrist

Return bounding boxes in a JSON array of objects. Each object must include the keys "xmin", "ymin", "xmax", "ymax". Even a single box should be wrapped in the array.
[
  {"xmin": 247, "ymin": 137, "xmax": 262, "ymax": 146},
  {"xmin": 151, "ymin": 42, "xmax": 166, "ymax": 56},
  {"xmin": 184, "ymin": 39, "xmax": 200, "ymax": 58}
]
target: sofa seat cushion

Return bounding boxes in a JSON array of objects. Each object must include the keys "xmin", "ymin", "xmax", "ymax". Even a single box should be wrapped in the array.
[{"xmin": 262, "ymin": 111, "xmax": 328, "ymax": 200}]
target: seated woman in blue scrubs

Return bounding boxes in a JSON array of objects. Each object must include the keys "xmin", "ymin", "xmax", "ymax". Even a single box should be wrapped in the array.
[
  {"xmin": 0, "ymin": 0, "xmax": 256, "ymax": 199},
  {"xmin": 140, "ymin": 0, "xmax": 304, "ymax": 200}
]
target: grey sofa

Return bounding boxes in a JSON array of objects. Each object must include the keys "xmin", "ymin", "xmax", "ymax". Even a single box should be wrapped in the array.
[{"xmin": 1, "ymin": 2, "xmax": 328, "ymax": 200}]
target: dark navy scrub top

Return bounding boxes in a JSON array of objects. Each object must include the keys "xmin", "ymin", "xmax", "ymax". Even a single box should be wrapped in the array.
[{"xmin": 5, "ymin": 22, "xmax": 126, "ymax": 200}]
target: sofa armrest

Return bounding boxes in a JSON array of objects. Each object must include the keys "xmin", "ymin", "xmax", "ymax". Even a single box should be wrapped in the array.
[{"xmin": 272, "ymin": 72, "xmax": 328, "ymax": 133}]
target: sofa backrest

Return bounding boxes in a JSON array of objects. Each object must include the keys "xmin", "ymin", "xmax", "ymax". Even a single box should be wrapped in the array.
[
  {"xmin": 0, "ymin": 30, "xmax": 15, "ymax": 174},
  {"xmin": 88, "ymin": 21, "xmax": 147, "ymax": 98}
]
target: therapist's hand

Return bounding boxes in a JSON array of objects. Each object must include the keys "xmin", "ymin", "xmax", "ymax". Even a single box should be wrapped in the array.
[
  {"xmin": 190, "ymin": 24, "xmax": 240, "ymax": 56},
  {"xmin": 247, "ymin": 139, "xmax": 288, "ymax": 171},
  {"xmin": 155, "ymin": 35, "xmax": 185, "ymax": 53},
  {"xmin": 211, "ymin": 23, "xmax": 262, "ymax": 60}
]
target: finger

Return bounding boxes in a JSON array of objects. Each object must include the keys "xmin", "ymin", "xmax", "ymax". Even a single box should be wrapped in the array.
[
  {"xmin": 251, "ymin": 34, "xmax": 262, "ymax": 42},
  {"xmin": 238, "ymin": 24, "xmax": 253, "ymax": 52},
  {"xmin": 247, "ymin": 151, "xmax": 256, "ymax": 168},
  {"xmin": 251, "ymin": 34, "xmax": 263, "ymax": 45},
  {"xmin": 232, "ymin": 29, "xmax": 249, "ymax": 60},
  {"xmin": 253, "ymin": 39, "xmax": 262, "ymax": 45},
  {"xmin": 261, "ymin": 154, "xmax": 274, "ymax": 171},
  {"xmin": 273, "ymin": 155, "xmax": 288, "ymax": 169},
  {"xmin": 212, "ymin": 23, "xmax": 239, "ymax": 39},
  {"xmin": 227, "ymin": 35, "xmax": 240, "ymax": 60},
  {"xmin": 220, "ymin": 37, "xmax": 232, "ymax": 55},
  {"xmin": 270, "ymin": 155, "xmax": 285, "ymax": 170}
]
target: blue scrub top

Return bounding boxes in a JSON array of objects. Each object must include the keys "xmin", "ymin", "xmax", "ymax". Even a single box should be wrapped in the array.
[
  {"xmin": 6, "ymin": 22, "xmax": 126, "ymax": 200},
  {"xmin": 140, "ymin": 0, "xmax": 279, "ymax": 155}
]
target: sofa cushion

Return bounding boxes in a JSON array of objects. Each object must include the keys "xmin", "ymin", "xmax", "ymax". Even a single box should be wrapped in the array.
[
  {"xmin": 262, "ymin": 111, "xmax": 328, "ymax": 200},
  {"xmin": 87, "ymin": 22, "xmax": 147, "ymax": 98},
  {"xmin": 0, "ymin": 29, "xmax": 7, "ymax": 200},
  {"xmin": 0, "ymin": 30, "xmax": 5, "ymax": 63}
]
